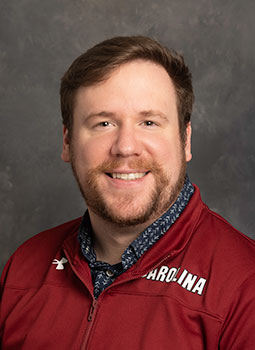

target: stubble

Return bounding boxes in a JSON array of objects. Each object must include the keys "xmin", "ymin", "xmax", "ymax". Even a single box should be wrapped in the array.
[{"xmin": 70, "ymin": 151, "xmax": 186, "ymax": 227}]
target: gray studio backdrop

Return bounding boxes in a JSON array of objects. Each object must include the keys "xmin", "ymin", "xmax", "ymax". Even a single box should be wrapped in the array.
[{"xmin": 1, "ymin": 0, "xmax": 255, "ymax": 273}]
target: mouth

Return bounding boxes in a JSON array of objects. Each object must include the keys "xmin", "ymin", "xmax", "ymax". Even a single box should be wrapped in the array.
[{"xmin": 106, "ymin": 172, "xmax": 149, "ymax": 181}]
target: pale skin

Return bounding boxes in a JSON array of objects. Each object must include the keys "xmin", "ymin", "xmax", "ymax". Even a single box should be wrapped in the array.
[{"xmin": 61, "ymin": 60, "xmax": 192, "ymax": 264}]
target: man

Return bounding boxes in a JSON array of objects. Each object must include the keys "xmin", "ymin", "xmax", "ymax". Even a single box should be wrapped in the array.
[{"xmin": 1, "ymin": 36, "xmax": 255, "ymax": 349}]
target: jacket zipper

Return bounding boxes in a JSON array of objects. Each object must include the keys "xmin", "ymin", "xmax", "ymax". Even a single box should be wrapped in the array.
[
  {"xmin": 62, "ymin": 249, "xmax": 99, "ymax": 350},
  {"xmin": 88, "ymin": 299, "xmax": 97, "ymax": 322},
  {"xmin": 80, "ymin": 253, "xmax": 172, "ymax": 349},
  {"xmin": 81, "ymin": 298, "xmax": 98, "ymax": 350}
]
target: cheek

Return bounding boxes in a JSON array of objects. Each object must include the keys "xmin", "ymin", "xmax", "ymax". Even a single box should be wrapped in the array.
[
  {"xmin": 146, "ymin": 136, "xmax": 184, "ymax": 180},
  {"xmin": 145, "ymin": 137, "xmax": 181, "ymax": 164},
  {"xmin": 73, "ymin": 135, "xmax": 112, "ymax": 169}
]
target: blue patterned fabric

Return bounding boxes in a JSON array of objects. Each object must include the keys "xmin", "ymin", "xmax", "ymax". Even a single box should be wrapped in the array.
[{"xmin": 78, "ymin": 177, "xmax": 194, "ymax": 298}]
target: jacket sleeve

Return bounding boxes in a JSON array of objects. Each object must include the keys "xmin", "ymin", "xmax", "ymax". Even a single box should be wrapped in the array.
[{"xmin": 219, "ymin": 273, "xmax": 255, "ymax": 349}]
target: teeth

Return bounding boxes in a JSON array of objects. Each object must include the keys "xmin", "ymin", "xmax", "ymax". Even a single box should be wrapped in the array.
[{"xmin": 112, "ymin": 172, "xmax": 146, "ymax": 180}]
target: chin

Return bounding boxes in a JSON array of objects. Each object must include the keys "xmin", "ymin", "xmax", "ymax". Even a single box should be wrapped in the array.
[
  {"xmin": 91, "ymin": 198, "xmax": 160, "ymax": 227},
  {"xmin": 99, "ymin": 212, "xmax": 152, "ymax": 227}
]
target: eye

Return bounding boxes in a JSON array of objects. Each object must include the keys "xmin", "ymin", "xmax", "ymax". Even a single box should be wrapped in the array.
[
  {"xmin": 143, "ymin": 120, "xmax": 157, "ymax": 127},
  {"xmin": 93, "ymin": 121, "xmax": 113, "ymax": 129},
  {"xmin": 99, "ymin": 121, "xmax": 110, "ymax": 127}
]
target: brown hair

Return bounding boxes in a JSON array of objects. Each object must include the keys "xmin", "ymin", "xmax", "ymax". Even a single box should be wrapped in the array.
[{"xmin": 60, "ymin": 36, "xmax": 194, "ymax": 141}]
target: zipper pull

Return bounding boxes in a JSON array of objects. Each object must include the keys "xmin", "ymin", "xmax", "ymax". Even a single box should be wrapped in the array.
[{"xmin": 88, "ymin": 299, "xmax": 97, "ymax": 322}]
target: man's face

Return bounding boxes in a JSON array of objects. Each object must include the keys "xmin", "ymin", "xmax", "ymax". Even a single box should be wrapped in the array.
[{"xmin": 62, "ymin": 60, "xmax": 192, "ymax": 226}]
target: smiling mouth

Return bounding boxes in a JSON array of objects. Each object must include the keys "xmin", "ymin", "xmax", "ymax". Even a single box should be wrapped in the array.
[{"xmin": 106, "ymin": 172, "xmax": 149, "ymax": 180}]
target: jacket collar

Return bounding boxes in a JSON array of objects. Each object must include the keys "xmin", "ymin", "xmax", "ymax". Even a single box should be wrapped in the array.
[{"xmin": 129, "ymin": 184, "xmax": 204, "ymax": 276}]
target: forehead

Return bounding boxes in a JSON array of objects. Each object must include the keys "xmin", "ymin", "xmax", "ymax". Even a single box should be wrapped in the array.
[{"xmin": 73, "ymin": 60, "xmax": 177, "ymax": 116}]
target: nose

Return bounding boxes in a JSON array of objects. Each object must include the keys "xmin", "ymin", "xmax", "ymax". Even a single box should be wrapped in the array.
[{"xmin": 110, "ymin": 124, "xmax": 143, "ymax": 158}]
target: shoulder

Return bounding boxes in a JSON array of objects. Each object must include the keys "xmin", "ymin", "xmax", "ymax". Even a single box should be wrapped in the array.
[
  {"xmin": 184, "ymin": 194, "xmax": 255, "ymax": 319},
  {"xmin": 1, "ymin": 217, "xmax": 82, "ymax": 289},
  {"xmin": 188, "ymin": 186, "xmax": 255, "ymax": 266},
  {"xmin": 194, "ymin": 202, "xmax": 255, "ymax": 299},
  {"xmin": 201, "ymin": 204, "xmax": 255, "ymax": 261}
]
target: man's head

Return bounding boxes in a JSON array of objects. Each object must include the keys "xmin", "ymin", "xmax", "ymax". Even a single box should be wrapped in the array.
[{"xmin": 60, "ymin": 36, "xmax": 194, "ymax": 227}]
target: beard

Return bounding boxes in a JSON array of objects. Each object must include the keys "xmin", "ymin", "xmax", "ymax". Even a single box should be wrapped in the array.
[{"xmin": 70, "ymin": 150, "xmax": 187, "ymax": 227}]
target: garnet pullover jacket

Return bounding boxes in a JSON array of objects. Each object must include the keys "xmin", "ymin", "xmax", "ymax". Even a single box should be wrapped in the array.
[{"xmin": 1, "ymin": 185, "xmax": 255, "ymax": 349}]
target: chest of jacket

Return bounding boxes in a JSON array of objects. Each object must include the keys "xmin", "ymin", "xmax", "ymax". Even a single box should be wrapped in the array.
[{"xmin": 1, "ymin": 248, "xmax": 222, "ymax": 350}]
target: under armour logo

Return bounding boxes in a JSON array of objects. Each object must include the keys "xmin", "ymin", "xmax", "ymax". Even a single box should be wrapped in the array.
[{"xmin": 52, "ymin": 257, "xmax": 68, "ymax": 270}]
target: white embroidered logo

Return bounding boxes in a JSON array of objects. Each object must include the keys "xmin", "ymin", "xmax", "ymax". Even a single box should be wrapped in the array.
[{"xmin": 52, "ymin": 257, "xmax": 68, "ymax": 270}]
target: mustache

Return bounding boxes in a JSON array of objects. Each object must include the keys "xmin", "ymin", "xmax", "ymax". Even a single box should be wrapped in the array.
[{"xmin": 91, "ymin": 159, "xmax": 162, "ymax": 173}]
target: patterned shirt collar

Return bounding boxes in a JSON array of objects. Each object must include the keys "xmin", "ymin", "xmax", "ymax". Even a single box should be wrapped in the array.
[{"xmin": 78, "ymin": 177, "xmax": 194, "ymax": 270}]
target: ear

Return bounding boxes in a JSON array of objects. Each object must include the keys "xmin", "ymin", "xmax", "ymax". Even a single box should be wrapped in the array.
[
  {"xmin": 184, "ymin": 122, "xmax": 192, "ymax": 162},
  {"xmin": 61, "ymin": 126, "xmax": 71, "ymax": 162}
]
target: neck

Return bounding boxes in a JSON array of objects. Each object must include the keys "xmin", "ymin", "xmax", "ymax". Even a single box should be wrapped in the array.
[{"xmin": 88, "ymin": 209, "xmax": 156, "ymax": 265}]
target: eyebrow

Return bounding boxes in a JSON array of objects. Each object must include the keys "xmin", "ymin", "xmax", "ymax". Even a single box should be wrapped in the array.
[
  {"xmin": 84, "ymin": 110, "xmax": 169, "ymax": 122},
  {"xmin": 84, "ymin": 111, "xmax": 115, "ymax": 122},
  {"xmin": 139, "ymin": 110, "xmax": 168, "ymax": 121}
]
